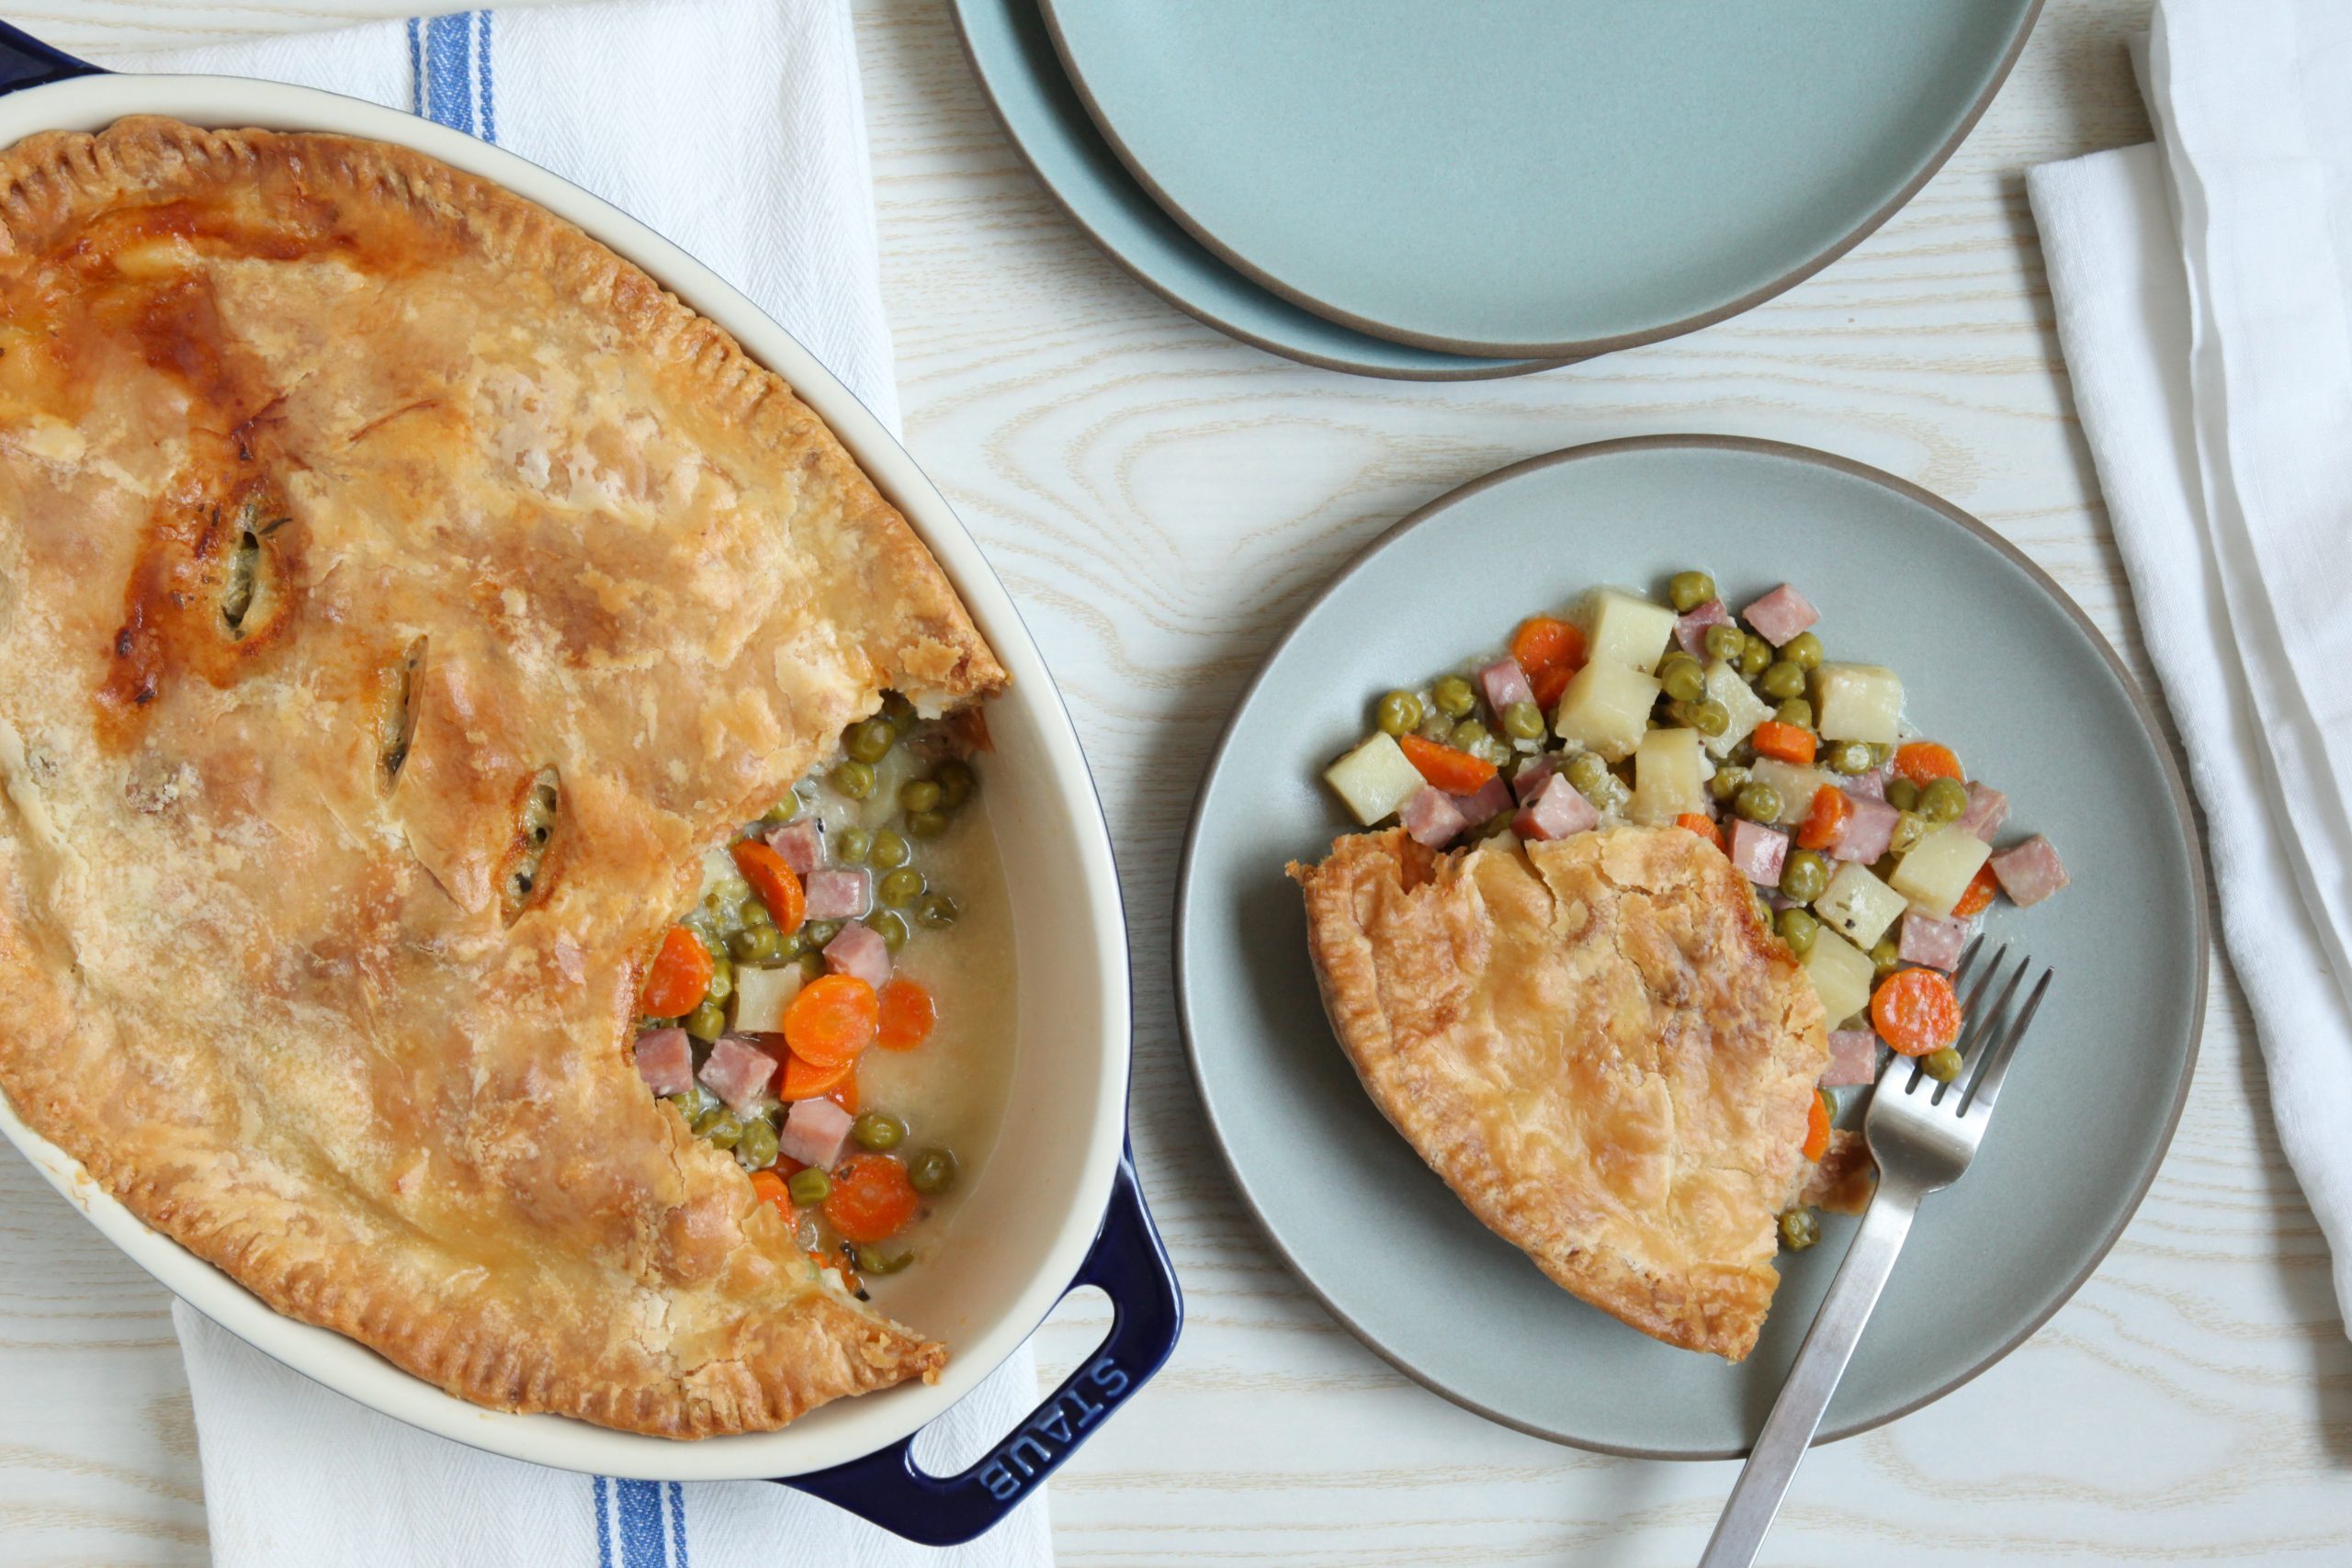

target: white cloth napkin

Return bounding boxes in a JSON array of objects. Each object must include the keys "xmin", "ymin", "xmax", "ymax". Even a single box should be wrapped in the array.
[
  {"xmin": 81, "ymin": 5, "xmax": 1052, "ymax": 1562},
  {"xmin": 2026, "ymin": 0, "xmax": 2352, "ymax": 1337}
]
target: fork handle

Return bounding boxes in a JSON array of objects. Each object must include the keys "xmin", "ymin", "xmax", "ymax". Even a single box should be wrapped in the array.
[{"xmin": 1698, "ymin": 1184, "xmax": 1920, "ymax": 1568}]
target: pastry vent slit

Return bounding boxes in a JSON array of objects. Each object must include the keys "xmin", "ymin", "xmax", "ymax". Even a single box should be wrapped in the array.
[
  {"xmin": 378, "ymin": 637, "xmax": 427, "ymax": 786},
  {"xmin": 502, "ymin": 766, "xmax": 560, "ymax": 922}
]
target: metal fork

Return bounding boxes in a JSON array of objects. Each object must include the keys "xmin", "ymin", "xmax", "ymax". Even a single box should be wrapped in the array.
[{"xmin": 1698, "ymin": 942, "xmax": 2053, "ymax": 1568}]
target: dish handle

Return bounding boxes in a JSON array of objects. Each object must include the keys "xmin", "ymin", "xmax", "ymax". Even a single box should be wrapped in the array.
[
  {"xmin": 0, "ymin": 21, "xmax": 102, "ymax": 97},
  {"xmin": 781, "ymin": 1151, "xmax": 1182, "ymax": 1545}
]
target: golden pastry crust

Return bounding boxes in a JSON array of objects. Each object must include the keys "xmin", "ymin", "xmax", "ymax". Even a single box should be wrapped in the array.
[
  {"xmin": 1289, "ymin": 826, "xmax": 1830, "ymax": 1360},
  {"xmin": 0, "ymin": 119, "xmax": 1008, "ymax": 1436}
]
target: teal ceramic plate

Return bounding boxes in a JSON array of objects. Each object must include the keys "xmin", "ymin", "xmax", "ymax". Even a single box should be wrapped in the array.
[
  {"xmin": 1175, "ymin": 437, "xmax": 2205, "ymax": 1457},
  {"xmin": 946, "ymin": 0, "xmax": 1560, "ymax": 380},
  {"xmin": 1042, "ymin": 1, "xmax": 2041, "ymax": 359}
]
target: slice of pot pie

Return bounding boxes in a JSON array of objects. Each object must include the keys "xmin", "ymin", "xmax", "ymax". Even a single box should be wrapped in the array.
[
  {"xmin": 1290, "ymin": 824, "xmax": 1831, "ymax": 1360},
  {"xmin": 0, "ymin": 119, "xmax": 1006, "ymax": 1437}
]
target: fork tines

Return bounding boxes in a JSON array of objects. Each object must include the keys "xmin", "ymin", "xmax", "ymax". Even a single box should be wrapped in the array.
[{"xmin": 1911, "ymin": 940, "xmax": 2052, "ymax": 1114}]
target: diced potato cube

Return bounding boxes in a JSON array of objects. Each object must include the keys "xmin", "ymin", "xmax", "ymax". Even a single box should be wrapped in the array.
[
  {"xmin": 1746, "ymin": 757, "xmax": 1838, "ymax": 828},
  {"xmin": 1582, "ymin": 589, "xmax": 1680, "ymax": 671},
  {"xmin": 1324, "ymin": 733, "xmax": 1426, "ymax": 826},
  {"xmin": 1630, "ymin": 728, "xmax": 1708, "ymax": 824},
  {"xmin": 1890, "ymin": 825, "xmax": 1993, "ymax": 918},
  {"xmin": 1550, "ymin": 660, "xmax": 1661, "ymax": 761},
  {"xmin": 1702, "ymin": 659, "xmax": 1773, "ymax": 758},
  {"xmin": 1803, "ymin": 930, "xmax": 1877, "ymax": 1029},
  {"xmin": 1814, "ymin": 863, "xmax": 1908, "ymax": 949},
  {"xmin": 1811, "ymin": 663, "xmax": 1905, "ymax": 744},
  {"xmin": 732, "ymin": 964, "xmax": 804, "ymax": 1033}
]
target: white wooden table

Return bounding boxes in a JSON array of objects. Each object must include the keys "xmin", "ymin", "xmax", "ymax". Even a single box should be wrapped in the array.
[{"xmin": 7, "ymin": 2, "xmax": 2351, "ymax": 1563}]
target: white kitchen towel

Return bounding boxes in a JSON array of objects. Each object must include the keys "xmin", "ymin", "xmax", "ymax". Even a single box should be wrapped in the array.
[
  {"xmin": 77, "ymin": 5, "xmax": 1052, "ymax": 1562},
  {"xmin": 2025, "ymin": 0, "xmax": 2352, "ymax": 1337}
]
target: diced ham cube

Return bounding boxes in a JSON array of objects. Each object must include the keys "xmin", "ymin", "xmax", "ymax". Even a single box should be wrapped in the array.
[
  {"xmin": 697, "ymin": 1032, "xmax": 777, "ymax": 1114},
  {"xmin": 1898, "ymin": 910, "xmax": 1970, "ymax": 971},
  {"xmin": 1959, "ymin": 782, "xmax": 2010, "ymax": 843},
  {"xmin": 1990, "ymin": 835, "xmax": 2069, "ymax": 907},
  {"xmin": 1742, "ymin": 584, "xmax": 1820, "ymax": 647},
  {"xmin": 1512, "ymin": 773, "xmax": 1599, "ymax": 841},
  {"xmin": 1675, "ymin": 598, "xmax": 1732, "ymax": 659},
  {"xmin": 804, "ymin": 868, "xmax": 872, "ymax": 920},
  {"xmin": 1478, "ymin": 659, "xmax": 1535, "ymax": 715},
  {"xmin": 633, "ymin": 1027, "xmax": 695, "ymax": 1097},
  {"xmin": 1822, "ymin": 1030, "xmax": 1880, "ymax": 1087},
  {"xmin": 763, "ymin": 818, "xmax": 825, "ymax": 874},
  {"xmin": 823, "ymin": 923, "xmax": 893, "ymax": 989},
  {"xmin": 1728, "ymin": 819, "xmax": 1790, "ymax": 885},
  {"xmin": 1844, "ymin": 766, "xmax": 1890, "ymax": 802},
  {"xmin": 778, "ymin": 1095, "xmax": 855, "ymax": 1170},
  {"xmin": 1450, "ymin": 773, "xmax": 1514, "ymax": 828},
  {"xmin": 1400, "ymin": 786, "xmax": 1470, "ymax": 847},
  {"xmin": 1510, "ymin": 753, "xmax": 1555, "ymax": 804},
  {"xmin": 1828, "ymin": 792, "xmax": 1899, "ymax": 864}
]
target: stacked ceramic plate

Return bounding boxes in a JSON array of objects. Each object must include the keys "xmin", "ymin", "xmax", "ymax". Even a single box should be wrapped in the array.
[{"xmin": 953, "ymin": 0, "xmax": 2041, "ymax": 378}]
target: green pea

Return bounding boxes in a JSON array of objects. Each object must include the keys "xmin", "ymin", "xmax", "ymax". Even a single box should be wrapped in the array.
[
  {"xmin": 702, "ymin": 1112, "xmax": 743, "ymax": 1152},
  {"xmin": 1780, "ymin": 849, "xmax": 1830, "ymax": 904},
  {"xmin": 1659, "ymin": 656, "xmax": 1706, "ymax": 704},
  {"xmin": 1777, "ymin": 907, "xmax": 1819, "ymax": 954},
  {"xmin": 729, "ymin": 926, "xmax": 784, "ymax": 964},
  {"xmin": 899, "ymin": 779, "xmax": 943, "ymax": 814},
  {"xmin": 1921, "ymin": 1045, "xmax": 1964, "ymax": 1083},
  {"xmin": 1920, "ymin": 776, "xmax": 1969, "ymax": 823},
  {"xmin": 879, "ymin": 867, "xmax": 925, "ymax": 907},
  {"xmin": 915, "ymin": 892, "xmax": 960, "ymax": 930},
  {"xmin": 853, "ymin": 1111, "xmax": 907, "ymax": 1152},
  {"xmin": 741, "ymin": 897, "xmax": 776, "ymax": 931},
  {"xmin": 845, "ymin": 718, "xmax": 897, "ymax": 764},
  {"xmin": 1889, "ymin": 810, "xmax": 1929, "ymax": 856},
  {"xmin": 760, "ymin": 796, "xmax": 798, "ymax": 826},
  {"xmin": 787, "ymin": 1167, "xmax": 832, "ymax": 1206},
  {"xmin": 834, "ymin": 827, "xmax": 873, "ymax": 864},
  {"xmin": 736, "ymin": 1116, "xmax": 779, "ymax": 1170},
  {"xmin": 853, "ymin": 1241, "xmax": 914, "ymax": 1276},
  {"xmin": 880, "ymin": 690, "xmax": 919, "ymax": 733},
  {"xmin": 1738, "ymin": 638, "xmax": 1771, "ymax": 679},
  {"xmin": 1450, "ymin": 719, "xmax": 1491, "ymax": 752},
  {"xmin": 1703, "ymin": 624, "xmax": 1747, "ymax": 663},
  {"xmin": 831, "ymin": 759, "xmax": 876, "ymax": 799},
  {"xmin": 1432, "ymin": 674, "xmax": 1476, "ymax": 718},
  {"xmin": 1884, "ymin": 777, "xmax": 1921, "ymax": 812},
  {"xmin": 867, "ymin": 829, "xmax": 910, "ymax": 870},
  {"xmin": 1689, "ymin": 700, "xmax": 1730, "ymax": 738},
  {"xmin": 684, "ymin": 999, "xmax": 727, "ymax": 1042},
  {"xmin": 774, "ymin": 928, "xmax": 808, "ymax": 961},
  {"xmin": 1758, "ymin": 660, "xmax": 1806, "ymax": 700},
  {"xmin": 1376, "ymin": 690, "xmax": 1424, "ymax": 736},
  {"xmin": 867, "ymin": 910, "xmax": 910, "ymax": 951},
  {"xmin": 1780, "ymin": 1209, "xmax": 1821, "ymax": 1250},
  {"xmin": 1668, "ymin": 570, "xmax": 1717, "ymax": 614},
  {"xmin": 933, "ymin": 760, "xmax": 976, "ymax": 808},
  {"xmin": 1565, "ymin": 752, "xmax": 1610, "ymax": 795},
  {"xmin": 1870, "ymin": 935, "xmax": 1902, "ymax": 977},
  {"xmin": 713, "ymin": 875, "xmax": 753, "ymax": 908},
  {"xmin": 1825, "ymin": 740, "xmax": 1875, "ymax": 775},
  {"xmin": 797, "ymin": 950, "xmax": 828, "ymax": 981},
  {"xmin": 1501, "ymin": 701, "xmax": 1546, "ymax": 742},
  {"xmin": 804, "ymin": 919, "xmax": 842, "ymax": 949},
  {"xmin": 1587, "ymin": 774, "xmax": 1632, "ymax": 814},
  {"xmin": 1734, "ymin": 781, "xmax": 1782, "ymax": 824},
  {"xmin": 1709, "ymin": 763, "xmax": 1751, "ymax": 804},
  {"xmin": 1869, "ymin": 742, "xmax": 1895, "ymax": 768},
  {"xmin": 669, "ymin": 1083, "xmax": 719, "ymax": 1122},
  {"xmin": 689, "ymin": 1104, "xmax": 729, "ymax": 1138},
  {"xmin": 1775, "ymin": 698, "xmax": 1814, "ymax": 728},
  {"xmin": 907, "ymin": 809, "xmax": 950, "ymax": 840},
  {"xmin": 1782, "ymin": 632, "xmax": 1824, "ymax": 671},
  {"xmin": 907, "ymin": 1146, "xmax": 958, "ymax": 1195},
  {"xmin": 704, "ymin": 953, "xmax": 734, "ymax": 1003}
]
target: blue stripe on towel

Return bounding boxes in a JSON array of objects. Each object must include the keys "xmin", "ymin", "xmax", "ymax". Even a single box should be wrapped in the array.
[
  {"xmin": 406, "ymin": 17, "xmax": 423, "ymax": 116},
  {"xmin": 421, "ymin": 12, "xmax": 476, "ymax": 134},
  {"xmin": 615, "ymin": 1479, "xmax": 667, "ymax": 1568},
  {"xmin": 593, "ymin": 1474, "xmax": 616, "ymax": 1568},
  {"xmin": 667, "ymin": 1482, "xmax": 690, "ymax": 1567},
  {"xmin": 476, "ymin": 10, "xmax": 498, "ymax": 143}
]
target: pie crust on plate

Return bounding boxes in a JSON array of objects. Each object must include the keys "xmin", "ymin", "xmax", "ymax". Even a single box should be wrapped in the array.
[{"xmin": 0, "ymin": 119, "xmax": 1005, "ymax": 1437}]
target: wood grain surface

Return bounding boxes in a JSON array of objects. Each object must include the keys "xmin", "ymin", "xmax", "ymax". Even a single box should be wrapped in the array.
[{"xmin": 5, "ymin": 1, "xmax": 2349, "ymax": 1563}]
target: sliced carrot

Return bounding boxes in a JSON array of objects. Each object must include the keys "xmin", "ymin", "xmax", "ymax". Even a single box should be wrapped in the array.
[
  {"xmin": 1397, "ymin": 733, "xmax": 1498, "ymax": 793},
  {"xmin": 730, "ymin": 840, "xmax": 807, "ymax": 934},
  {"xmin": 1675, "ymin": 812, "xmax": 1723, "ymax": 852},
  {"xmin": 1511, "ymin": 616, "xmax": 1587, "ymax": 711},
  {"xmin": 823, "ymin": 1155, "xmax": 920, "ymax": 1244},
  {"xmin": 1871, "ymin": 968, "xmax": 1963, "ymax": 1057},
  {"xmin": 1530, "ymin": 663, "xmax": 1574, "ymax": 711},
  {"xmin": 876, "ymin": 978, "xmax": 936, "ymax": 1052},
  {"xmin": 783, "ymin": 974, "xmax": 879, "ymax": 1066},
  {"xmin": 779, "ymin": 1050, "xmax": 854, "ymax": 1100},
  {"xmin": 1751, "ymin": 721, "xmax": 1817, "ymax": 765},
  {"xmin": 1796, "ymin": 784, "xmax": 1851, "ymax": 852},
  {"xmin": 1803, "ymin": 1089, "xmax": 1833, "ymax": 1163},
  {"xmin": 825, "ymin": 1070, "xmax": 862, "ymax": 1116},
  {"xmin": 748, "ymin": 1168, "xmax": 796, "ymax": 1227},
  {"xmin": 1893, "ymin": 741, "xmax": 1963, "ymax": 786},
  {"xmin": 1951, "ymin": 861, "xmax": 1999, "ymax": 918},
  {"xmin": 637, "ymin": 925, "xmax": 713, "ymax": 1018}
]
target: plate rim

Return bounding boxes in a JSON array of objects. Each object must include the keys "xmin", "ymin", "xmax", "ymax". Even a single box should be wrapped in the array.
[
  {"xmin": 943, "ymin": 0, "xmax": 1566, "ymax": 382},
  {"xmin": 1038, "ymin": 0, "xmax": 2045, "ymax": 360},
  {"xmin": 1171, "ymin": 433, "xmax": 2209, "ymax": 1460}
]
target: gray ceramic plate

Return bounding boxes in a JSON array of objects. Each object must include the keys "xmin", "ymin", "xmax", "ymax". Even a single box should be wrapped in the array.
[
  {"xmin": 1042, "ymin": 0, "xmax": 2041, "ymax": 359},
  {"xmin": 1175, "ymin": 437, "xmax": 2206, "ymax": 1457},
  {"xmin": 946, "ymin": 0, "xmax": 1560, "ymax": 380}
]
